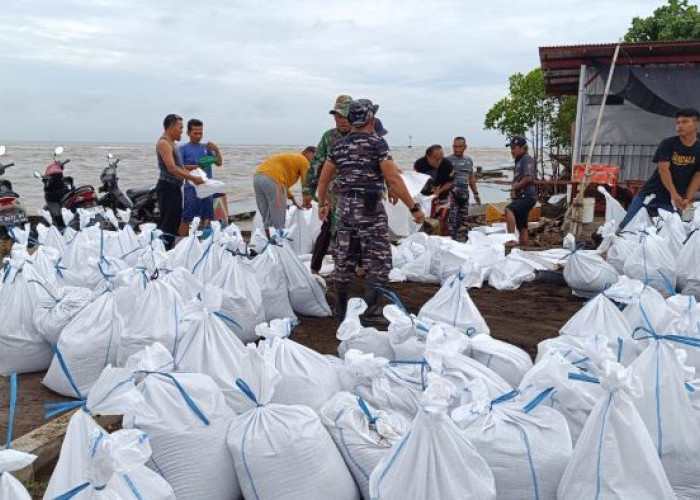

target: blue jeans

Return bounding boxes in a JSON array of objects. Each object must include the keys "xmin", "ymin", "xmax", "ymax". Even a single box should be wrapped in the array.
[{"xmin": 618, "ymin": 194, "xmax": 673, "ymax": 230}]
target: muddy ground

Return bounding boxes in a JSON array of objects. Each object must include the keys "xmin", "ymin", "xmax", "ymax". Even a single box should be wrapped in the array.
[{"xmin": 0, "ymin": 278, "xmax": 583, "ymax": 448}]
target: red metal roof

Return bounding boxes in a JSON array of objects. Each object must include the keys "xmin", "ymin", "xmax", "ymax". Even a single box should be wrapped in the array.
[{"xmin": 539, "ymin": 40, "xmax": 700, "ymax": 96}]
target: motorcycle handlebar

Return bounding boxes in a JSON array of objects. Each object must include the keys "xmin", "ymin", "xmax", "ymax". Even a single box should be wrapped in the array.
[
  {"xmin": 60, "ymin": 159, "xmax": 70, "ymax": 168},
  {"xmin": 1, "ymin": 163, "xmax": 14, "ymax": 168}
]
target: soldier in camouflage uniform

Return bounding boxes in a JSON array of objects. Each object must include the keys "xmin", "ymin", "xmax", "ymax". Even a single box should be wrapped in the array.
[
  {"xmin": 303, "ymin": 94, "xmax": 353, "ymax": 274},
  {"xmin": 317, "ymin": 99, "xmax": 425, "ymax": 319}
]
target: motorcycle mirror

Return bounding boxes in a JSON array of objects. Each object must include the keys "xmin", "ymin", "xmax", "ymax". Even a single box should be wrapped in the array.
[
  {"xmin": 0, "ymin": 145, "xmax": 5, "ymax": 156},
  {"xmin": 54, "ymin": 146, "xmax": 64, "ymax": 156},
  {"xmin": 107, "ymin": 153, "xmax": 114, "ymax": 159},
  {"xmin": 33, "ymin": 171, "xmax": 42, "ymax": 179}
]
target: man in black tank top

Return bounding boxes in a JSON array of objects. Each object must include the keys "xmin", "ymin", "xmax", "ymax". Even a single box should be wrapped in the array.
[{"xmin": 156, "ymin": 114, "xmax": 204, "ymax": 249}]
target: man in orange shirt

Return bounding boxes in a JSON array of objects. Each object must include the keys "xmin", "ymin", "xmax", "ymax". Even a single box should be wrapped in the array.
[{"xmin": 254, "ymin": 147, "xmax": 316, "ymax": 238}]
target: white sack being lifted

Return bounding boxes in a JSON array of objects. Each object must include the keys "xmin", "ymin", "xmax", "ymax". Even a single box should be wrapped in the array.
[
  {"xmin": 368, "ymin": 374, "xmax": 496, "ymax": 500},
  {"xmin": 452, "ymin": 380, "xmax": 572, "ymax": 500},
  {"xmin": 257, "ymin": 318, "xmax": 341, "ymax": 410},
  {"xmin": 124, "ymin": 344, "xmax": 241, "ymax": 500},
  {"xmin": 557, "ymin": 361, "xmax": 675, "ymax": 500},
  {"xmin": 251, "ymin": 235, "xmax": 297, "ymax": 322},
  {"xmin": 227, "ymin": 366, "xmax": 360, "ymax": 500},
  {"xmin": 563, "ymin": 248, "xmax": 619, "ymax": 297},
  {"xmin": 285, "ymin": 203, "xmax": 322, "ymax": 255},
  {"xmin": 419, "ymin": 269, "xmax": 490, "ymax": 336},
  {"xmin": 320, "ymin": 391, "xmax": 410, "ymax": 500}
]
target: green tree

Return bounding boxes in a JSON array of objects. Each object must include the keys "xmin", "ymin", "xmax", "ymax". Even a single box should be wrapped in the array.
[{"xmin": 624, "ymin": 0, "xmax": 700, "ymax": 42}]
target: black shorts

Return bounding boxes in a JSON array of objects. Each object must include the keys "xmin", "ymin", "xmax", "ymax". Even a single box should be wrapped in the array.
[
  {"xmin": 156, "ymin": 179, "xmax": 183, "ymax": 249},
  {"xmin": 507, "ymin": 195, "xmax": 536, "ymax": 230}
]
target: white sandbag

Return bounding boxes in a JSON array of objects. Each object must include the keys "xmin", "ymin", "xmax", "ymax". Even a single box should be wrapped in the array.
[
  {"xmin": 419, "ymin": 269, "xmax": 490, "ymax": 335},
  {"xmin": 227, "ymin": 367, "xmax": 359, "ymax": 500},
  {"xmin": 251, "ymin": 240, "xmax": 297, "ymax": 322},
  {"xmin": 0, "ymin": 449, "xmax": 36, "ymax": 500},
  {"xmin": 124, "ymin": 346, "xmax": 241, "ymax": 500},
  {"xmin": 597, "ymin": 185, "xmax": 627, "ymax": 229},
  {"xmin": 355, "ymin": 361, "xmax": 429, "ymax": 420},
  {"xmin": 257, "ymin": 318, "xmax": 341, "ymax": 410},
  {"xmin": 624, "ymin": 231, "xmax": 677, "ymax": 296},
  {"xmin": 452, "ymin": 381, "xmax": 572, "ymax": 500},
  {"xmin": 462, "ymin": 333, "xmax": 533, "ymax": 388},
  {"xmin": 212, "ymin": 255, "xmax": 266, "ymax": 343},
  {"xmin": 658, "ymin": 208, "xmax": 687, "ymax": 257},
  {"xmin": 423, "ymin": 324, "xmax": 512, "ymax": 400},
  {"xmin": 606, "ymin": 233, "xmax": 641, "ymax": 275},
  {"xmin": 630, "ymin": 338, "xmax": 700, "ymax": 499},
  {"xmin": 36, "ymin": 222, "xmax": 66, "ymax": 254},
  {"xmin": 285, "ymin": 203, "xmax": 322, "ymax": 255},
  {"xmin": 622, "ymin": 285, "xmax": 676, "ymax": 337},
  {"xmin": 29, "ymin": 244, "xmax": 62, "ymax": 287},
  {"xmin": 174, "ymin": 290, "xmax": 249, "ymax": 408},
  {"xmin": 557, "ymin": 361, "xmax": 675, "ymax": 500},
  {"xmin": 0, "ymin": 259, "xmax": 53, "ymax": 375},
  {"xmin": 43, "ymin": 289, "xmax": 122, "ymax": 397},
  {"xmin": 167, "ymin": 220, "xmax": 204, "ymax": 270},
  {"xmin": 368, "ymin": 374, "xmax": 496, "ymax": 500},
  {"xmin": 519, "ymin": 350, "xmax": 605, "ymax": 445},
  {"xmin": 276, "ymin": 234, "xmax": 332, "ymax": 317},
  {"xmin": 677, "ymin": 229, "xmax": 700, "ymax": 292},
  {"xmin": 487, "ymin": 254, "xmax": 536, "ymax": 291},
  {"xmin": 429, "ymin": 244, "xmax": 484, "ymax": 285},
  {"xmin": 117, "ymin": 278, "xmax": 184, "ymax": 365},
  {"xmin": 33, "ymin": 286, "xmax": 93, "ymax": 344},
  {"xmin": 563, "ymin": 248, "xmax": 619, "ymax": 297},
  {"xmin": 337, "ymin": 298, "xmax": 394, "ymax": 359},
  {"xmin": 44, "ymin": 367, "xmax": 176, "ymax": 500},
  {"xmin": 559, "ymin": 293, "xmax": 639, "ymax": 364},
  {"xmin": 603, "ymin": 275, "xmax": 645, "ymax": 304},
  {"xmin": 320, "ymin": 391, "xmax": 410, "ymax": 500},
  {"xmin": 333, "ymin": 349, "xmax": 390, "ymax": 393},
  {"xmin": 190, "ymin": 167, "xmax": 226, "ymax": 198},
  {"xmin": 385, "ymin": 304, "xmax": 429, "ymax": 361},
  {"xmin": 158, "ymin": 266, "xmax": 204, "ymax": 301},
  {"xmin": 399, "ymin": 235, "xmax": 442, "ymax": 284}
]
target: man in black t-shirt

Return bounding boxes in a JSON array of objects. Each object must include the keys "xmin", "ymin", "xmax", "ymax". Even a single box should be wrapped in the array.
[
  {"xmin": 413, "ymin": 144, "xmax": 454, "ymax": 234},
  {"xmin": 619, "ymin": 108, "xmax": 700, "ymax": 229}
]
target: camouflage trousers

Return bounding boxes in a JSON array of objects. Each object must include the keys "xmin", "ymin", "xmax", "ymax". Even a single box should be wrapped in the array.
[
  {"xmin": 332, "ymin": 195, "xmax": 391, "ymax": 285},
  {"xmin": 448, "ymin": 195, "xmax": 470, "ymax": 242}
]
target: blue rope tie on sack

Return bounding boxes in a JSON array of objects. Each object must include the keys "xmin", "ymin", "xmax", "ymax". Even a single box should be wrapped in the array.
[
  {"xmin": 140, "ymin": 371, "xmax": 210, "ymax": 426},
  {"xmin": 6, "ymin": 373, "xmax": 17, "ymax": 448},
  {"xmin": 490, "ymin": 389, "xmax": 520, "ymax": 410},
  {"xmin": 388, "ymin": 360, "xmax": 429, "ymax": 391},
  {"xmin": 214, "ymin": 311, "xmax": 243, "ymax": 331},
  {"xmin": 357, "ymin": 397, "xmax": 379, "ymax": 426},
  {"xmin": 523, "ymin": 387, "xmax": 556, "ymax": 414},
  {"xmin": 568, "ymin": 372, "xmax": 600, "ymax": 384},
  {"xmin": 236, "ymin": 378, "xmax": 263, "ymax": 407},
  {"xmin": 378, "ymin": 287, "xmax": 408, "ymax": 315}
]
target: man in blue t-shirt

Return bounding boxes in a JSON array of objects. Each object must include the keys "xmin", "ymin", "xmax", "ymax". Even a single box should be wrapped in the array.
[
  {"xmin": 619, "ymin": 108, "xmax": 700, "ymax": 230},
  {"xmin": 178, "ymin": 118, "xmax": 223, "ymax": 235}
]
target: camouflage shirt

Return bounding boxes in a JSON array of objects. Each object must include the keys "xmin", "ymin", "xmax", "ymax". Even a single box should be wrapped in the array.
[
  {"xmin": 303, "ymin": 127, "xmax": 349, "ymax": 197},
  {"xmin": 328, "ymin": 132, "xmax": 390, "ymax": 194}
]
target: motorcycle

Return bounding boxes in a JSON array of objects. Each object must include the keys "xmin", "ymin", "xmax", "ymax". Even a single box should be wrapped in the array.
[
  {"xmin": 97, "ymin": 153, "xmax": 159, "ymax": 224},
  {"xmin": 33, "ymin": 146, "xmax": 98, "ymax": 227},
  {"xmin": 0, "ymin": 145, "xmax": 29, "ymax": 235}
]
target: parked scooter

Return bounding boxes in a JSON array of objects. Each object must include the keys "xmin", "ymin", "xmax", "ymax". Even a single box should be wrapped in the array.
[
  {"xmin": 0, "ymin": 145, "xmax": 29, "ymax": 235},
  {"xmin": 97, "ymin": 153, "xmax": 159, "ymax": 224},
  {"xmin": 34, "ymin": 146, "xmax": 97, "ymax": 227}
]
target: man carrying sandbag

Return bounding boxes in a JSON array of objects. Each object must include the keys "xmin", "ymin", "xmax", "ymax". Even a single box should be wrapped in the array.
[
  {"xmin": 253, "ymin": 146, "xmax": 317, "ymax": 238},
  {"xmin": 619, "ymin": 108, "xmax": 700, "ymax": 229},
  {"xmin": 317, "ymin": 99, "xmax": 425, "ymax": 319}
]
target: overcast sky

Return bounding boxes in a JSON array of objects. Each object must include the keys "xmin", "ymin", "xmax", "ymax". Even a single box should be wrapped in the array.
[{"xmin": 0, "ymin": 0, "xmax": 665, "ymax": 146}]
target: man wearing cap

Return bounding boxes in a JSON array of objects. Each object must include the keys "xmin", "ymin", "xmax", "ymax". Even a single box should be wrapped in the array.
[
  {"xmin": 303, "ymin": 94, "xmax": 353, "ymax": 274},
  {"xmin": 505, "ymin": 136, "xmax": 537, "ymax": 246},
  {"xmin": 317, "ymin": 99, "xmax": 425, "ymax": 319},
  {"xmin": 446, "ymin": 136, "xmax": 480, "ymax": 241}
]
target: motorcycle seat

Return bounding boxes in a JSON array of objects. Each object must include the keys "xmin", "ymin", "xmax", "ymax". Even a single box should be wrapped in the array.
[
  {"xmin": 127, "ymin": 188, "xmax": 153, "ymax": 199},
  {"xmin": 61, "ymin": 185, "xmax": 95, "ymax": 204}
]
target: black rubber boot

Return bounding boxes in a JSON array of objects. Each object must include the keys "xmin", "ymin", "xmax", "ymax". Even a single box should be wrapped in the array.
[
  {"xmin": 335, "ymin": 283, "xmax": 349, "ymax": 321},
  {"xmin": 363, "ymin": 277, "xmax": 383, "ymax": 317}
]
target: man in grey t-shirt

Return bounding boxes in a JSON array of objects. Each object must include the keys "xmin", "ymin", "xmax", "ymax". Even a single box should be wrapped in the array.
[
  {"xmin": 446, "ymin": 136, "xmax": 480, "ymax": 241},
  {"xmin": 505, "ymin": 136, "xmax": 537, "ymax": 246}
]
